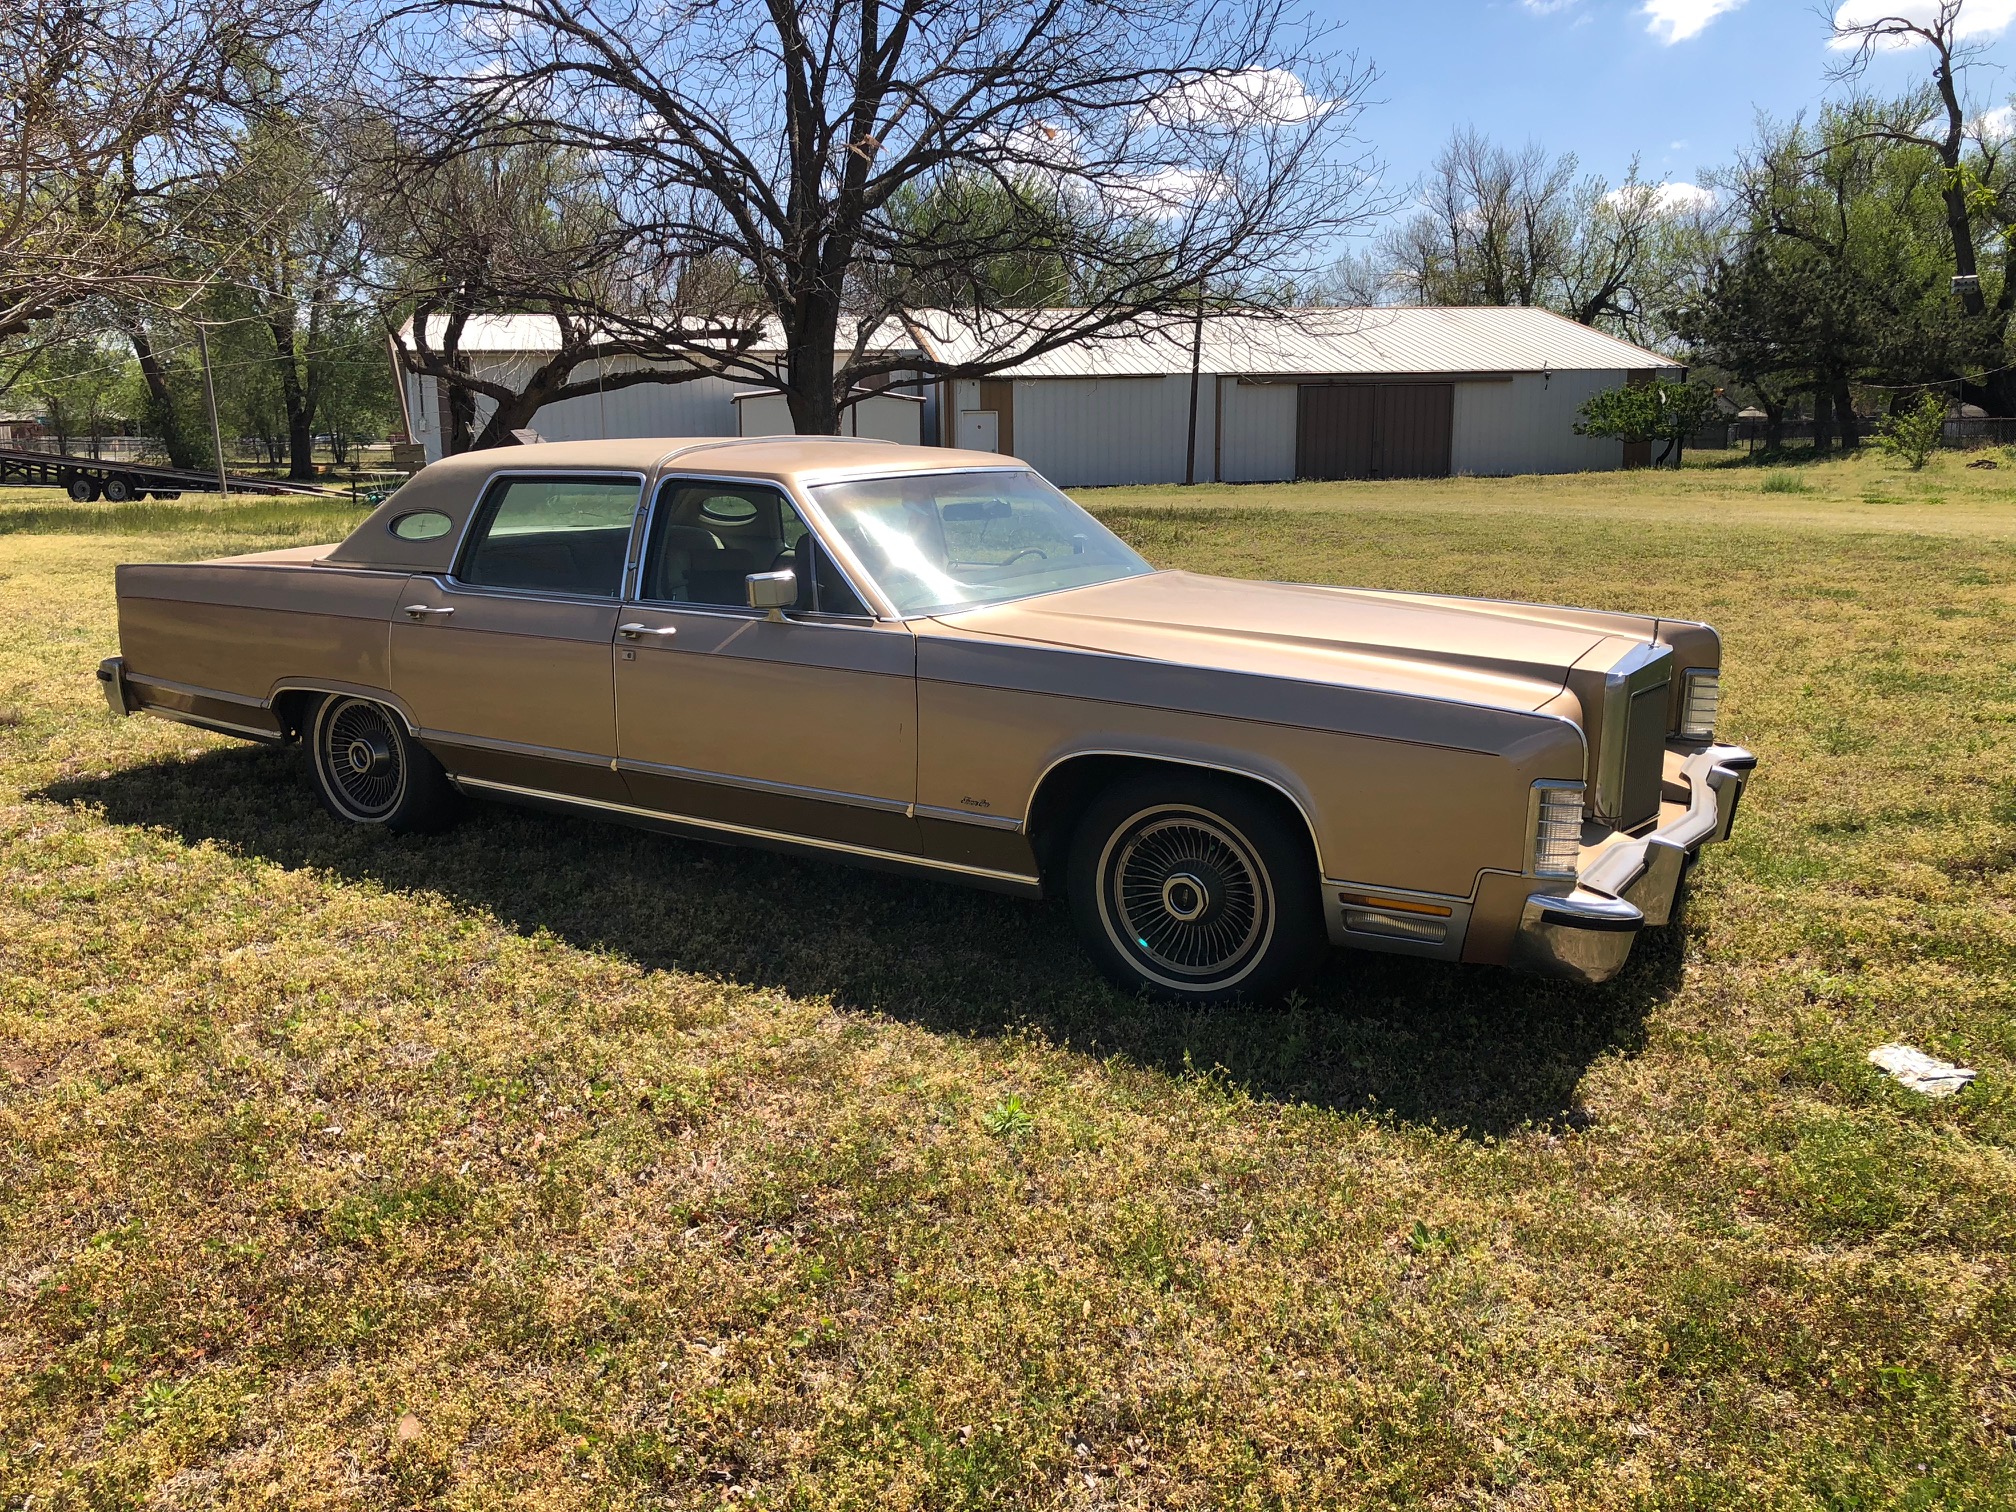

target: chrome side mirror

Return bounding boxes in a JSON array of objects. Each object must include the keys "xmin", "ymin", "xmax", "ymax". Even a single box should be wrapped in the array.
[{"xmin": 746, "ymin": 569, "xmax": 797, "ymax": 617}]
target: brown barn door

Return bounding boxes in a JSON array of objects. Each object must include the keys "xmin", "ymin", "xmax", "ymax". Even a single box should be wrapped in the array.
[
  {"xmin": 1297, "ymin": 384, "xmax": 1374, "ymax": 478},
  {"xmin": 1297, "ymin": 383, "xmax": 1453, "ymax": 480},
  {"xmin": 1373, "ymin": 383, "xmax": 1453, "ymax": 478}
]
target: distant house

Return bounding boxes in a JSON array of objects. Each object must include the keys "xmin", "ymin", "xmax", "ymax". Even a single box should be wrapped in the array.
[{"xmin": 395, "ymin": 306, "xmax": 1681, "ymax": 483}]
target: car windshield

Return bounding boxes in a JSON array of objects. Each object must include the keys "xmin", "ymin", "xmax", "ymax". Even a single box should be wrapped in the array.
[{"xmin": 809, "ymin": 469, "xmax": 1153, "ymax": 616}]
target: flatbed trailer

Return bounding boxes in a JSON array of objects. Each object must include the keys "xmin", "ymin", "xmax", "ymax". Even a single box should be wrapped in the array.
[{"xmin": 0, "ymin": 445, "xmax": 339, "ymax": 499}]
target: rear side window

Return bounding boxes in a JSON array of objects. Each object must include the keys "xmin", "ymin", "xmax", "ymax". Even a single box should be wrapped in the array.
[
  {"xmin": 390, "ymin": 510, "xmax": 452, "ymax": 540},
  {"xmin": 458, "ymin": 475, "xmax": 641, "ymax": 598}
]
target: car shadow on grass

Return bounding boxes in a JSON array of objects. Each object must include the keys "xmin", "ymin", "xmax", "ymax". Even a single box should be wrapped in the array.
[{"xmin": 43, "ymin": 744, "xmax": 1691, "ymax": 1137}]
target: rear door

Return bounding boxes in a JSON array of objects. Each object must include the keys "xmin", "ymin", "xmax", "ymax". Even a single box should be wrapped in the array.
[{"xmin": 389, "ymin": 470, "xmax": 643, "ymax": 802}]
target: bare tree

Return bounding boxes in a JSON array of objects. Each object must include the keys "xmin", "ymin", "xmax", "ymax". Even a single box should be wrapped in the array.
[
  {"xmin": 0, "ymin": 0, "xmax": 308, "ymax": 349},
  {"xmin": 368, "ymin": 0, "xmax": 1380, "ymax": 434},
  {"xmin": 1378, "ymin": 130, "xmax": 1576, "ymax": 309},
  {"xmin": 1829, "ymin": 0, "xmax": 2016, "ymax": 410},
  {"xmin": 1365, "ymin": 128, "xmax": 1703, "ymax": 342},
  {"xmin": 351, "ymin": 134, "xmax": 767, "ymax": 452}
]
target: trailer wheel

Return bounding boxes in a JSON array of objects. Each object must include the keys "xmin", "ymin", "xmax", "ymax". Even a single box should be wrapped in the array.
[
  {"xmin": 100, "ymin": 477, "xmax": 134, "ymax": 503},
  {"xmin": 66, "ymin": 476, "xmax": 99, "ymax": 503},
  {"xmin": 144, "ymin": 490, "xmax": 181, "ymax": 501}
]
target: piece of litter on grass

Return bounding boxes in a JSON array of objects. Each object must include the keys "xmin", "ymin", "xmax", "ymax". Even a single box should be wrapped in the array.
[{"xmin": 1867, "ymin": 1043, "xmax": 1977, "ymax": 1098}]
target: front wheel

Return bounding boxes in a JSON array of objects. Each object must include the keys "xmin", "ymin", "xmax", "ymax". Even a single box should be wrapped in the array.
[
  {"xmin": 306, "ymin": 694, "xmax": 459, "ymax": 832},
  {"xmin": 1066, "ymin": 772, "xmax": 1327, "ymax": 1004}
]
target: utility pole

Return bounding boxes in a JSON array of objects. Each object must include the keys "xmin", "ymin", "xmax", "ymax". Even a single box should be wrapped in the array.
[
  {"xmin": 195, "ymin": 322, "xmax": 229, "ymax": 500},
  {"xmin": 1184, "ymin": 288, "xmax": 1206, "ymax": 487}
]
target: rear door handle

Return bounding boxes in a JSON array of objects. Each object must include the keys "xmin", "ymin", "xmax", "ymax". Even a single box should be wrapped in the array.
[
  {"xmin": 617, "ymin": 623, "xmax": 677, "ymax": 639},
  {"xmin": 402, "ymin": 604, "xmax": 454, "ymax": 619}
]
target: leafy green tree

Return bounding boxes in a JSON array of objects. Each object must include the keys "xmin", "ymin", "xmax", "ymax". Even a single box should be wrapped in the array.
[
  {"xmin": 1874, "ymin": 392, "xmax": 1946, "ymax": 469},
  {"xmin": 1574, "ymin": 380, "xmax": 1718, "ymax": 467},
  {"xmin": 23, "ymin": 334, "xmax": 132, "ymax": 456}
]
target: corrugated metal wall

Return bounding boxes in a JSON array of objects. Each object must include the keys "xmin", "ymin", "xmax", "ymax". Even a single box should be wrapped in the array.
[
  {"xmin": 408, "ymin": 352, "xmax": 1640, "ymax": 478},
  {"xmin": 1451, "ymin": 371, "xmax": 1626, "ymax": 475},
  {"xmin": 1219, "ymin": 381, "xmax": 1297, "ymax": 482},
  {"xmin": 1010, "ymin": 374, "xmax": 1214, "ymax": 487}
]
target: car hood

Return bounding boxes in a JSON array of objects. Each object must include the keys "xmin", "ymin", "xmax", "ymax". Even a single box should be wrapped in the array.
[{"xmin": 930, "ymin": 570, "xmax": 1619, "ymax": 713}]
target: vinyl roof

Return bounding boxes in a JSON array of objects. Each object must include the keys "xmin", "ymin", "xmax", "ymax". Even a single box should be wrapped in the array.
[{"xmin": 401, "ymin": 305, "xmax": 1680, "ymax": 378}]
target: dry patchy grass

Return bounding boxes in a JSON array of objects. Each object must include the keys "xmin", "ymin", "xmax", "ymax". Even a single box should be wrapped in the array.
[{"xmin": 2, "ymin": 456, "xmax": 2015, "ymax": 1509}]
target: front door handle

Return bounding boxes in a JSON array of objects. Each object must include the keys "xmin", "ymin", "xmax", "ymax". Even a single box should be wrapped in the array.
[
  {"xmin": 402, "ymin": 604, "xmax": 455, "ymax": 619},
  {"xmin": 617, "ymin": 623, "xmax": 678, "ymax": 639}
]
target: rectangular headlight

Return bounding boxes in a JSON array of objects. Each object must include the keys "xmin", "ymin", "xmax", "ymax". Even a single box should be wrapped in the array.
[
  {"xmin": 1679, "ymin": 669, "xmax": 1720, "ymax": 741},
  {"xmin": 1530, "ymin": 781, "xmax": 1584, "ymax": 877}
]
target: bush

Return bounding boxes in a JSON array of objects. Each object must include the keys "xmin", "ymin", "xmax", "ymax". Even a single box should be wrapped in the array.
[
  {"xmin": 1575, "ymin": 380, "xmax": 1720, "ymax": 467},
  {"xmin": 1874, "ymin": 393, "xmax": 1946, "ymax": 470},
  {"xmin": 1760, "ymin": 471, "xmax": 1810, "ymax": 494}
]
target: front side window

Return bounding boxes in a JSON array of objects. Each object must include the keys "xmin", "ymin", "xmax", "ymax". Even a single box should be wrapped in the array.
[
  {"xmin": 641, "ymin": 479, "xmax": 870, "ymax": 617},
  {"xmin": 457, "ymin": 475, "xmax": 641, "ymax": 598},
  {"xmin": 809, "ymin": 469, "xmax": 1152, "ymax": 617}
]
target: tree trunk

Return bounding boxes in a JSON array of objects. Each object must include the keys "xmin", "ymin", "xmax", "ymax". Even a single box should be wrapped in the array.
[
  {"xmin": 1833, "ymin": 384, "xmax": 1858, "ymax": 450},
  {"xmin": 265, "ymin": 308, "xmax": 316, "ymax": 481},
  {"xmin": 470, "ymin": 388, "xmax": 549, "ymax": 449},
  {"xmin": 782, "ymin": 302, "xmax": 843, "ymax": 435},
  {"xmin": 1811, "ymin": 392, "xmax": 1834, "ymax": 457},
  {"xmin": 126, "ymin": 326, "xmax": 200, "ymax": 468}
]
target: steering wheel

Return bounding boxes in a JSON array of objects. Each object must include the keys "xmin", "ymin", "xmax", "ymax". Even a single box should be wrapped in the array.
[{"xmin": 1001, "ymin": 547, "xmax": 1049, "ymax": 567}]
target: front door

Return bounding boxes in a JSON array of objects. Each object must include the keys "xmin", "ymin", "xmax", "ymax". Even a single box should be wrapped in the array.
[
  {"xmin": 390, "ymin": 470, "xmax": 643, "ymax": 802},
  {"xmin": 613, "ymin": 476, "xmax": 919, "ymax": 853}
]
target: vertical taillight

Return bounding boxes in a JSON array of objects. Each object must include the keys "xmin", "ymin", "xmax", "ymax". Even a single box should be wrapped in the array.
[
  {"xmin": 1530, "ymin": 781, "xmax": 1584, "ymax": 877},
  {"xmin": 1678, "ymin": 669, "xmax": 1720, "ymax": 741}
]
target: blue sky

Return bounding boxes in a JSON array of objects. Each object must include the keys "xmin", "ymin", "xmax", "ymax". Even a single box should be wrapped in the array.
[{"xmin": 1320, "ymin": 0, "xmax": 2016, "ymax": 227}]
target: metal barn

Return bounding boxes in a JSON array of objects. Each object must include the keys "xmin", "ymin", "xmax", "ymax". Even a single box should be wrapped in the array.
[
  {"xmin": 913, "ymin": 307, "xmax": 1684, "ymax": 488},
  {"xmin": 397, "ymin": 308, "xmax": 1680, "ymax": 483}
]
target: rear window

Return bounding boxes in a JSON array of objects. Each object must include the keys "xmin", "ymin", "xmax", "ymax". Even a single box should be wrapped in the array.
[{"xmin": 457, "ymin": 475, "xmax": 641, "ymax": 598}]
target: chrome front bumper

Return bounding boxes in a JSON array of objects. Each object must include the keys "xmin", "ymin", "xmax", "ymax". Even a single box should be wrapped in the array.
[{"xmin": 1514, "ymin": 743, "xmax": 1755, "ymax": 985}]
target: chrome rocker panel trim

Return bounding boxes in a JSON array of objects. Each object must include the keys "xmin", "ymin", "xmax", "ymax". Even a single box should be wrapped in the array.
[{"xmin": 1515, "ymin": 742, "xmax": 1755, "ymax": 985}]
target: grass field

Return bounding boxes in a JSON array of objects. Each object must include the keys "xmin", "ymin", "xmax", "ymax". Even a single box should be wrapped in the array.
[{"xmin": 3, "ymin": 451, "xmax": 2015, "ymax": 1509}]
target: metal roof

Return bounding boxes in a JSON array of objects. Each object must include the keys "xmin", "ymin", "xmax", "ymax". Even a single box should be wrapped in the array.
[
  {"xmin": 402, "ymin": 306, "xmax": 1679, "ymax": 377},
  {"xmin": 907, "ymin": 306, "xmax": 1679, "ymax": 378}
]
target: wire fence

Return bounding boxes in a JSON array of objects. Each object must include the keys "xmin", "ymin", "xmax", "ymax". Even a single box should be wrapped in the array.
[{"xmin": 1689, "ymin": 417, "xmax": 2016, "ymax": 453}]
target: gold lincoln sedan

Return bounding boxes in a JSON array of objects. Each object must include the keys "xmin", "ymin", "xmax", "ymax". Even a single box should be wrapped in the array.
[{"xmin": 100, "ymin": 437, "xmax": 1754, "ymax": 1002}]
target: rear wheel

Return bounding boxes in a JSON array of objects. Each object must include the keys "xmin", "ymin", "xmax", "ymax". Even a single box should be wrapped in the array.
[
  {"xmin": 306, "ymin": 695, "xmax": 459, "ymax": 832},
  {"xmin": 66, "ymin": 476, "xmax": 99, "ymax": 502},
  {"xmin": 1066, "ymin": 771, "xmax": 1327, "ymax": 1004},
  {"xmin": 100, "ymin": 476, "xmax": 135, "ymax": 502}
]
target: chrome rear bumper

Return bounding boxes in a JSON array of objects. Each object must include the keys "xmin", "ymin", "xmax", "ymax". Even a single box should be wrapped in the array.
[
  {"xmin": 1514, "ymin": 743, "xmax": 1755, "ymax": 985},
  {"xmin": 97, "ymin": 655, "xmax": 132, "ymax": 718}
]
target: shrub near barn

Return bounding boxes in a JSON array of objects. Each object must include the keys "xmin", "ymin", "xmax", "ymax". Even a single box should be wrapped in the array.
[{"xmin": 1576, "ymin": 380, "xmax": 1719, "ymax": 467}]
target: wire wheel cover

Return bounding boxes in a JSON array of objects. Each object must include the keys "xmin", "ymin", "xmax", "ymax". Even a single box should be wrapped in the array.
[
  {"xmin": 1107, "ymin": 810, "xmax": 1269, "ymax": 980},
  {"xmin": 319, "ymin": 699, "xmax": 405, "ymax": 819}
]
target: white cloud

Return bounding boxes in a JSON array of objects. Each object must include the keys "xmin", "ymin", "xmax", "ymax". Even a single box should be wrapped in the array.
[
  {"xmin": 1607, "ymin": 180, "xmax": 1716, "ymax": 215},
  {"xmin": 1102, "ymin": 167, "xmax": 1229, "ymax": 217},
  {"xmin": 1138, "ymin": 69, "xmax": 1336, "ymax": 129},
  {"xmin": 1976, "ymin": 103, "xmax": 2016, "ymax": 139},
  {"xmin": 1831, "ymin": 0, "xmax": 2016, "ymax": 47},
  {"xmin": 1643, "ymin": 0, "xmax": 1746, "ymax": 44},
  {"xmin": 1521, "ymin": 0, "xmax": 1581, "ymax": 14}
]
